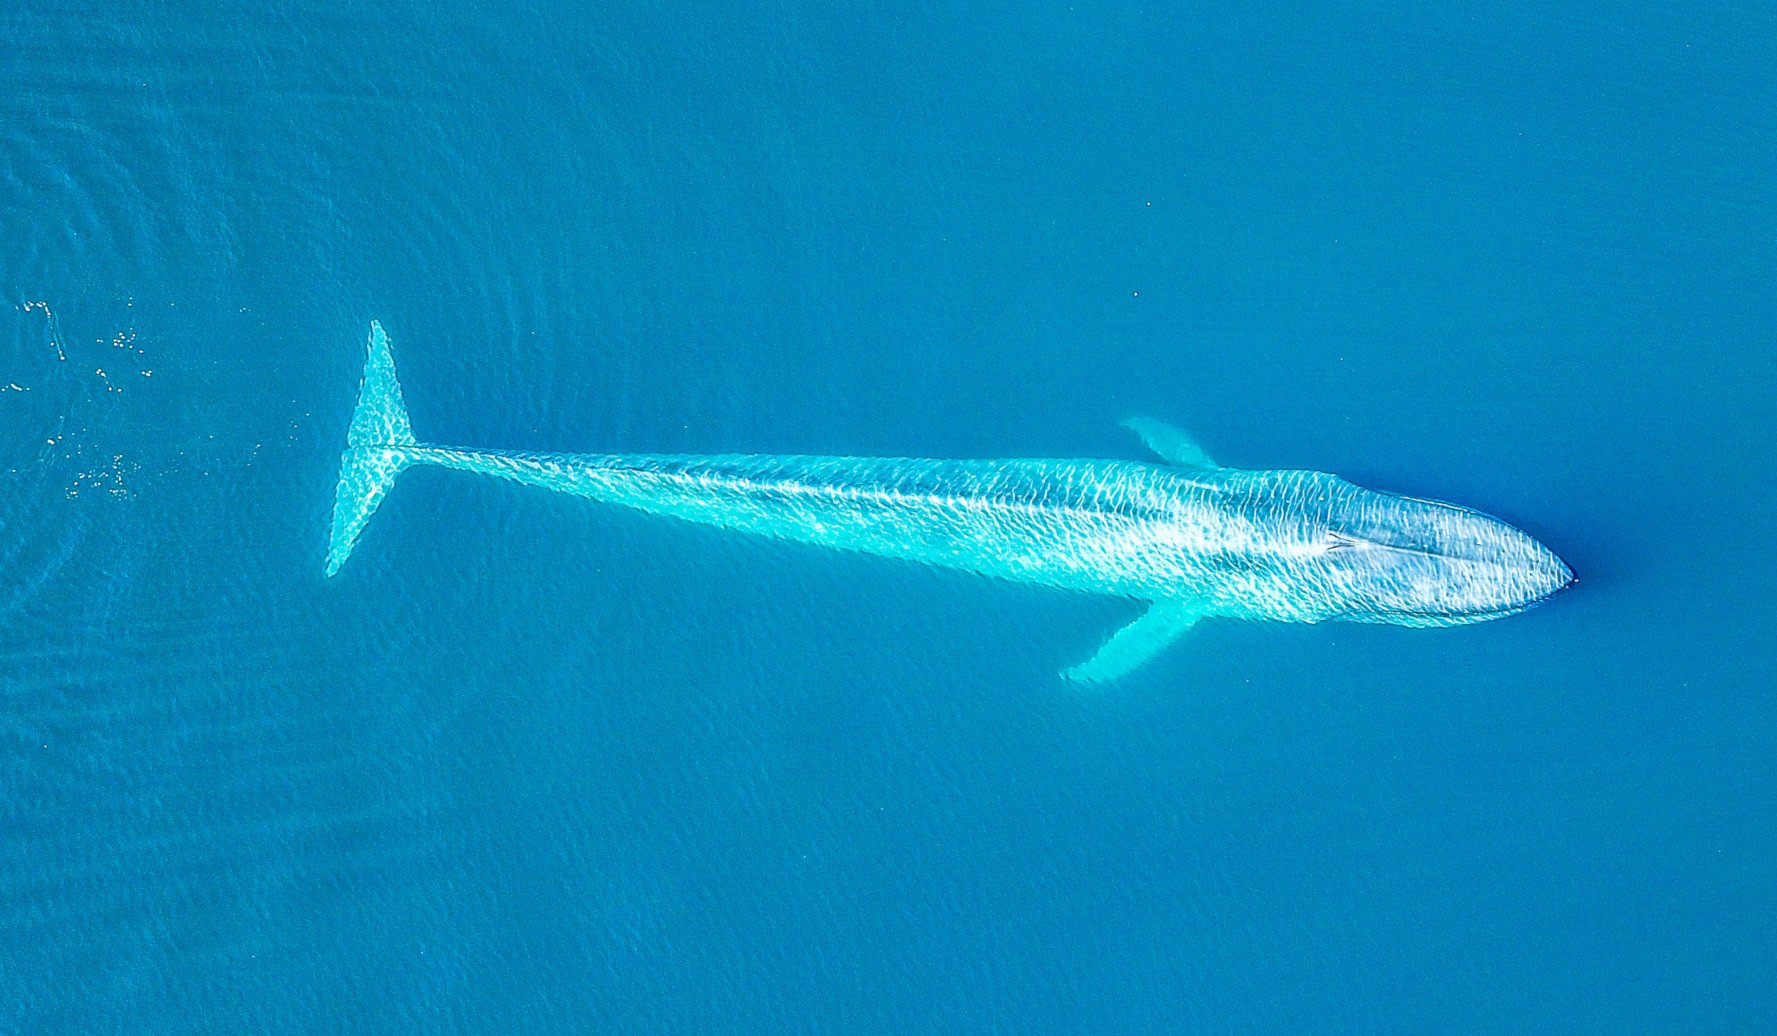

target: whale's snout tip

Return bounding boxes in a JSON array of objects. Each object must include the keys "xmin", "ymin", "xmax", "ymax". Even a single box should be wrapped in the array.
[{"xmin": 1543, "ymin": 552, "xmax": 1576, "ymax": 599}]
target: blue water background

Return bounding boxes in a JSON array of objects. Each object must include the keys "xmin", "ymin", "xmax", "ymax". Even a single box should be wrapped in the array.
[{"xmin": 3, "ymin": 3, "xmax": 1773, "ymax": 1030}]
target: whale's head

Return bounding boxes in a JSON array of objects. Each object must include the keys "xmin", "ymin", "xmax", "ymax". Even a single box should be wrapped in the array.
[{"xmin": 1314, "ymin": 484, "xmax": 1573, "ymax": 626}]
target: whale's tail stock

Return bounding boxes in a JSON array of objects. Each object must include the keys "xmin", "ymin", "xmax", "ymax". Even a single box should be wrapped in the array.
[{"xmin": 325, "ymin": 321, "xmax": 417, "ymax": 576}]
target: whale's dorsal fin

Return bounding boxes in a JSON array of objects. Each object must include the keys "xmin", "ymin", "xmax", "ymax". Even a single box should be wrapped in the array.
[
  {"xmin": 1061, "ymin": 599, "xmax": 1206, "ymax": 684},
  {"xmin": 1122, "ymin": 417, "xmax": 1218, "ymax": 469}
]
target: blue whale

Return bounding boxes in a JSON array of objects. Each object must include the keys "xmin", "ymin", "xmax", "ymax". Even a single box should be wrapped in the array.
[{"xmin": 326, "ymin": 323, "xmax": 1572, "ymax": 681}]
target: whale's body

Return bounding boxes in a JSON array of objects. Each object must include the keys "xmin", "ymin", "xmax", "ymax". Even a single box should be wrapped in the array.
[{"xmin": 328, "ymin": 323, "xmax": 1572, "ymax": 681}]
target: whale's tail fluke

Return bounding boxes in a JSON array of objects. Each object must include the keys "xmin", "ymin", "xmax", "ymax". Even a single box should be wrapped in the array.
[{"xmin": 326, "ymin": 321, "xmax": 417, "ymax": 576}]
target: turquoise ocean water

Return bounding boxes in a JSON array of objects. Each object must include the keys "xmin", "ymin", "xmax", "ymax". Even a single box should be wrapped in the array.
[{"xmin": 3, "ymin": 3, "xmax": 1774, "ymax": 1030}]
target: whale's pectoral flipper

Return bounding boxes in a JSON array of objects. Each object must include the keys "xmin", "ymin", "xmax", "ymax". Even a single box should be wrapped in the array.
[
  {"xmin": 1121, "ymin": 418, "xmax": 1218, "ymax": 470},
  {"xmin": 1062, "ymin": 600, "xmax": 1205, "ymax": 683}
]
